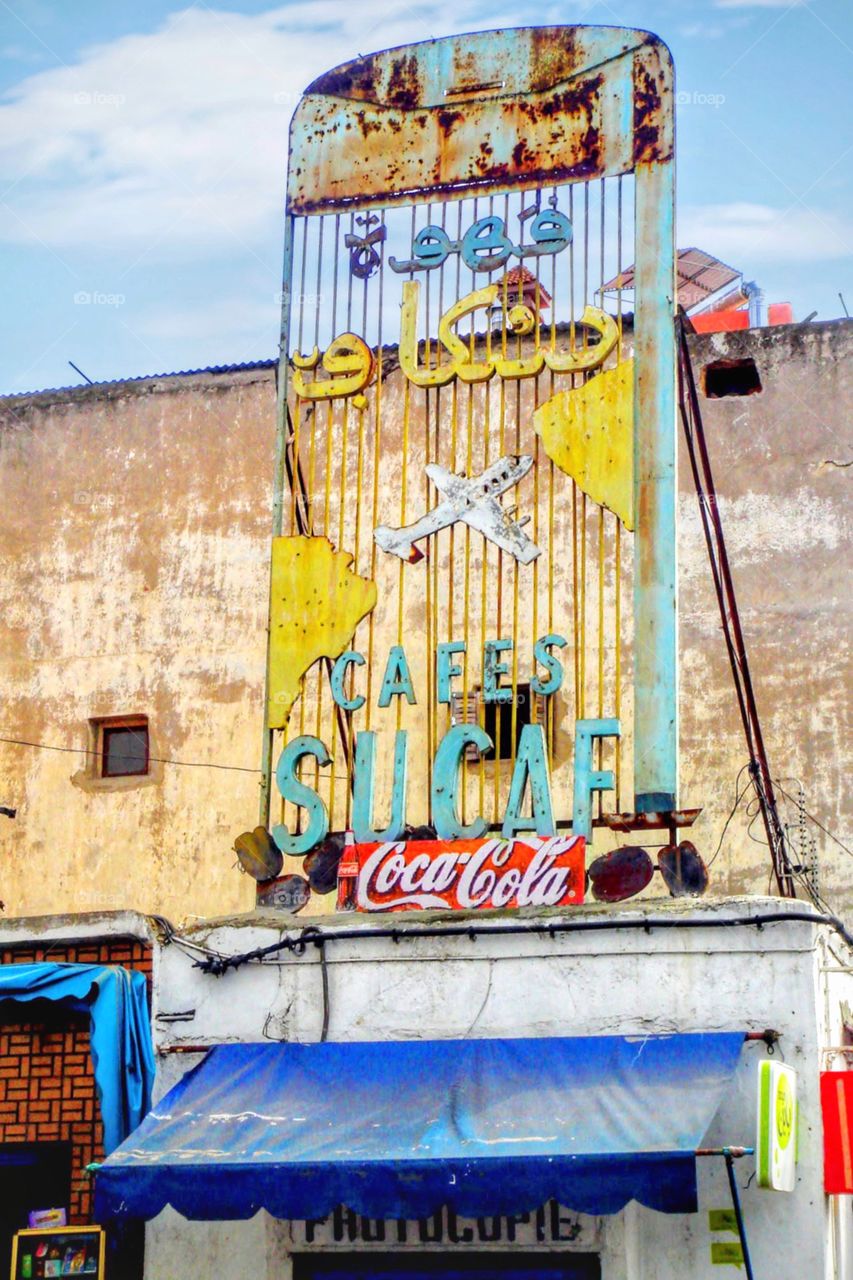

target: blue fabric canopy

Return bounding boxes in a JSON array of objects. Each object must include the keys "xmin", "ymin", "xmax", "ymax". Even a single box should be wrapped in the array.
[
  {"xmin": 0, "ymin": 962, "xmax": 155, "ymax": 1154},
  {"xmin": 95, "ymin": 1032, "xmax": 742, "ymax": 1222}
]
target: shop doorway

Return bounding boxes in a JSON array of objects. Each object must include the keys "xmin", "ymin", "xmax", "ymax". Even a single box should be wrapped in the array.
[
  {"xmin": 295, "ymin": 1254, "xmax": 601, "ymax": 1279},
  {"xmin": 0, "ymin": 1142, "xmax": 72, "ymax": 1277}
]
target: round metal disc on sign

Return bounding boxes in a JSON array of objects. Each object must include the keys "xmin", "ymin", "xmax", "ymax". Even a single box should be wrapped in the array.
[
  {"xmin": 303, "ymin": 832, "xmax": 346, "ymax": 895},
  {"xmin": 256, "ymin": 874, "xmax": 311, "ymax": 913},
  {"xmin": 658, "ymin": 841, "xmax": 709, "ymax": 897},
  {"xmin": 234, "ymin": 827, "xmax": 284, "ymax": 882},
  {"xmin": 404, "ymin": 823, "xmax": 436, "ymax": 841},
  {"xmin": 588, "ymin": 846, "xmax": 654, "ymax": 902}
]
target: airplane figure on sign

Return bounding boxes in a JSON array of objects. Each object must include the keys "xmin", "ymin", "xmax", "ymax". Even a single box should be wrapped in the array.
[{"xmin": 374, "ymin": 454, "xmax": 541, "ymax": 564}]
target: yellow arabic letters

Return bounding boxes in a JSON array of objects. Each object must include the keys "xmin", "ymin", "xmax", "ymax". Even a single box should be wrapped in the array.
[
  {"xmin": 400, "ymin": 281, "xmax": 499, "ymax": 387},
  {"xmin": 437, "ymin": 285, "xmax": 498, "ymax": 384},
  {"xmin": 298, "ymin": 295, "xmax": 621, "ymax": 398},
  {"xmin": 291, "ymin": 332, "xmax": 375, "ymax": 400},
  {"xmin": 542, "ymin": 306, "xmax": 619, "ymax": 375}
]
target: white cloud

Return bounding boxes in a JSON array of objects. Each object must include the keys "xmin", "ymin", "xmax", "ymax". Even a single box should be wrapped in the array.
[
  {"xmin": 0, "ymin": 1, "xmax": 509, "ymax": 257},
  {"xmin": 678, "ymin": 202, "xmax": 853, "ymax": 264}
]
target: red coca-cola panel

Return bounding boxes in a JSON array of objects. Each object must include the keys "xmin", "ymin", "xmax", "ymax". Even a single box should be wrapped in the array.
[{"xmin": 336, "ymin": 835, "xmax": 585, "ymax": 913}]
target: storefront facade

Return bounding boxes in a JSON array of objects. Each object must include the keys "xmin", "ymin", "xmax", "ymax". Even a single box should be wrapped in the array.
[
  {"xmin": 4, "ymin": 19, "xmax": 851, "ymax": 1280},
  {"xmin": 113, "ymin": 898, "xmax": 851, "ymax": 1278},
  {"xmin": 90, "ymin": 20, "xmax": 852, "ymax": 1280}
]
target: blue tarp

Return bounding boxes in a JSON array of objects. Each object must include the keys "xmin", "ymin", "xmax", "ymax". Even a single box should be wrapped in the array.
[
  {"xmin": 0, "ymin": 962, "xmax": 156, "ymax": 1154},
  {"xmin": 95, "ymin": 1032, "xmax": 743, "ymax": 1222}
]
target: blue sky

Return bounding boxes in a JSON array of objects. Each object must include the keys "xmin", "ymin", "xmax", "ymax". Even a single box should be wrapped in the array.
[{"xmin": 0, "ymin": 0, "xmax": 850, "ymax": 393}]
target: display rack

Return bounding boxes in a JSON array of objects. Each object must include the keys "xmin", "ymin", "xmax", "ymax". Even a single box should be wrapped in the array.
[{"xmin": 10, "ymin": 1226, "xmax": 105, "ymax": 1280}]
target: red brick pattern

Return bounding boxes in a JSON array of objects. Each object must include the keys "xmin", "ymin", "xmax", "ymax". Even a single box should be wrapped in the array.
[{"xmin": 0, "ymin": 939, "xmax": 152, "ymax": 1223}]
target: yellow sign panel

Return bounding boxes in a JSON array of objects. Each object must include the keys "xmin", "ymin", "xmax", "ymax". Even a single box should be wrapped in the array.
[
  {"xmin": 534, "ymin": 359, "xmax": 634, "ymax": 530},
  {"xmin": 267, "ymin": 536, "xmax": 377, "ymax": 730}
]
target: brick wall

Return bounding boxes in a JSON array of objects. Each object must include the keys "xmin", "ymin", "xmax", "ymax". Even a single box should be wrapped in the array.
[{"xmin": 0, "ymin": 938, "xmax": 152, "ymax": 1223}]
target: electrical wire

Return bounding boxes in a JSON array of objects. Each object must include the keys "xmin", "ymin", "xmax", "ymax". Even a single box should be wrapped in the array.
[
  {"xmin": 184, "ymin": 908, "xmax": 853, "ymax": 974},
  {"xmin": 706, "ymin": 764, "xmax": 753, "ymax": 870},
  {"xmin": 774, "ymin": 780, "xmax": 852, "ymax": 859},
  {"xmin": 0, "ymin": 734, "xmax": 260, "ymax": 775}
]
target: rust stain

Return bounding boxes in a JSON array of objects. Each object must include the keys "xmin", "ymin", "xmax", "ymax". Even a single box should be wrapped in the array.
[
  {"xmin": 633, "ymin": 63, "xmax": 662, "ymax": 165},
  {"xmin": 437, "ymin": 108, "xmax": 463, "ymax": 133},
  {"xmin": 386, "ymin": 52, "xmax": 421, "ymax": 110}
]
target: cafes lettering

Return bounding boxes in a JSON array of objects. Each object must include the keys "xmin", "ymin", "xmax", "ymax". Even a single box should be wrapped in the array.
[{"xmin": 272, "ymin": 634, "xmax": 619, "ymax": 856}]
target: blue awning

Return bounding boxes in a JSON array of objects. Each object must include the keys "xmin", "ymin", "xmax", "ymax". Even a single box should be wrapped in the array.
[
  {"xmin": 95, "ymin": 1032, "xmax": 743, "ymax": 1222},
  {"xmin": 0, "ymin": 962, "xmax": 155, "ymax": 1154}
]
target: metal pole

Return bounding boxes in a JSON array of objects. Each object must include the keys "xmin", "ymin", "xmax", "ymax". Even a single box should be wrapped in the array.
[
  {"xmin": 724, "ymin": 1150, "xmax": 756, "ymax": 1280},
  {"xmin": 259, "ymin": 213, "xmax": 296, "ymax": 828},
  {"xmin": 633, "ymin": 160, "xmax": 678, "ymax": 814}
]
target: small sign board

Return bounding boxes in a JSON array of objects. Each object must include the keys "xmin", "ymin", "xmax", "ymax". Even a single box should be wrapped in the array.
[
  {"xmin": 821, "ymin": 1071, "xmax": 853, "ymax": 1194},
  {"xmin": 337, "ymin": 835, "xmax": 585, "ymax": 913},
  {"xmin": 757, "ymin": 1060, "xmax": 797, "ymax": 1191}
]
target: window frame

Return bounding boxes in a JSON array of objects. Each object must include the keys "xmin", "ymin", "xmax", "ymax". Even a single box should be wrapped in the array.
[{"xmin": 96, "ymin": 717, "xmax": 150, "ymax": 780}]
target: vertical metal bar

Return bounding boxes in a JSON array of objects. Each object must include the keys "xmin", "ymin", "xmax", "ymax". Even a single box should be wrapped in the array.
[
  {"xmin": 724, "ymin": 1153, "xmax": 756, "ymax": 1280},
  {"xmin": 259, "ymin": 211, "xmax": 296, "ymax": 827},
  {"xmin": 633, "ymin": 160, "xmax": 678, "ymax": 813},
  {"xmin": 615, "ymin": 174, "xmax": 624, "ymax": 809},
  {"xmin": 530, "ymin": 190, "xmax": 541, "ymax": 727},
  {"xmin": 396, "ymin": 206, "xmax": 417, "ymax": 737},
  {"xmin": 365, "ymin": 208, "xmax": 386, "ymax": 730},
  {"xmin": 461, "ymin": 197, "xmax": 476, "ymax": 819}
]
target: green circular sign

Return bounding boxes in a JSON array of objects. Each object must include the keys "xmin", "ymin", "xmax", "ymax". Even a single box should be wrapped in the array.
[{"xmin": 776, "ymin": 1074, "xmax": 794, "ymax": 1150}]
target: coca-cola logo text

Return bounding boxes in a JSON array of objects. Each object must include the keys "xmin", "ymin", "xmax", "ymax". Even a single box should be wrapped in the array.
[{"xmin": 337, "ymin": 835, "xmax": 585, "ymax": 913}]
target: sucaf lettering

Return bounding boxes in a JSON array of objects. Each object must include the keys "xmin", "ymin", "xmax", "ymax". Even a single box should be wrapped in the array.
[{"xmin": 272, "ymin": 628, "xmax": 620, "ymax": 850}]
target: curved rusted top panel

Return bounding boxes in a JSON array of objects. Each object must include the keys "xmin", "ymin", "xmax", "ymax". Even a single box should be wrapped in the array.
[{"xmin": 287, "ymin": 25, "xmax": 673, "ymax": 214}]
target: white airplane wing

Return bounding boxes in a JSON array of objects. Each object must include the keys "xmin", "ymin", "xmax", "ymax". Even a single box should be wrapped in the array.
[
  {"xmin": 461, "ymin": 496, "xmax": 541, "ymax": 563},
  {"xmin": 425, "ymin": 463, "xmax": 469, "ymax": 504}
]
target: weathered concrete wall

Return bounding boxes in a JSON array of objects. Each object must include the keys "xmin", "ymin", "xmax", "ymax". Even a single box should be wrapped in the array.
[
  {"xmin": 141, "ymin": 898, "xmax": 853, "ymax": 1280},
  {"xmin": 0, "ymin": 320, "xmax": 849, "ymax": 923},
  {"xmin": 681, "ymin": 322, "xmax": 851, "ymax": 915},
  {"xmin": 0, "ymin": 368, "xmax": 274, "ymax": 922}
]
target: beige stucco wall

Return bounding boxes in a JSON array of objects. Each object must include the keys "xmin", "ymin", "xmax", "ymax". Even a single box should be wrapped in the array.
[
  {"xmin": 680, "ymin": 321, "xmax": 851, "ymax": 913},
  {"xmin": 0, "ymin": 319, "xmax": 849, "ymax": 923},
  {"xmin": 0, "ymin": 367, "xmax": 273, "ymax": 922}
]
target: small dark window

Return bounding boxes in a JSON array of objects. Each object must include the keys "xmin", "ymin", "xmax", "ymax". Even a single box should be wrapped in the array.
[
  {"xmin": 483, "ymin": 683, "xmax": 533, "ymax": 759},
  {"xmin": 450, "ymin": 684, "xmax": 547, "ymax": 761},
  {"xmin": 101, "ymin": 720, "xmax": 149, "ymax": 777},
  {"xmin": 703, "ymin": 357, "xmax": 762, "ymax": 398}
]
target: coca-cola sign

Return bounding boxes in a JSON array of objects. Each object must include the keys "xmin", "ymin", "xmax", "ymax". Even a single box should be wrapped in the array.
[{"xmin": 337, "ymin": 835, "xmax": 585, "ymax": 913}]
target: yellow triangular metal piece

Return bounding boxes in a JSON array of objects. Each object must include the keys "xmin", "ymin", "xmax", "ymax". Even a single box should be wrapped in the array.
[
  {"xmin": 267, "ymin": 535, "xmax": 377, "ymax": 729},
  {"xmin": 533, "ymin": 359, "xmax": 634, "ymax": 530}
]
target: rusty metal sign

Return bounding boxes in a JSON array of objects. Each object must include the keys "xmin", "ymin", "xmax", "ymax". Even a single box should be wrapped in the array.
[{"xmin": 259, "ymin": 25, "xmax": 679, "ymax": 900}]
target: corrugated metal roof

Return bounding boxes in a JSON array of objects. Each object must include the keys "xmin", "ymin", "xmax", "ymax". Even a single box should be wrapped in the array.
[
  {"xmin": 601, "ymin": 247, "xmax": 741, "ymax": 311},
  {"xmin": 1, "ymin": 358, "xmax": 278, "ymax": 402}
]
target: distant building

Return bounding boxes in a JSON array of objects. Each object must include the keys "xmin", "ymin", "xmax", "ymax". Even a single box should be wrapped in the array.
[{"xmin": 601, "ymin": 246, "xmax": 794, "ymax": 332}]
